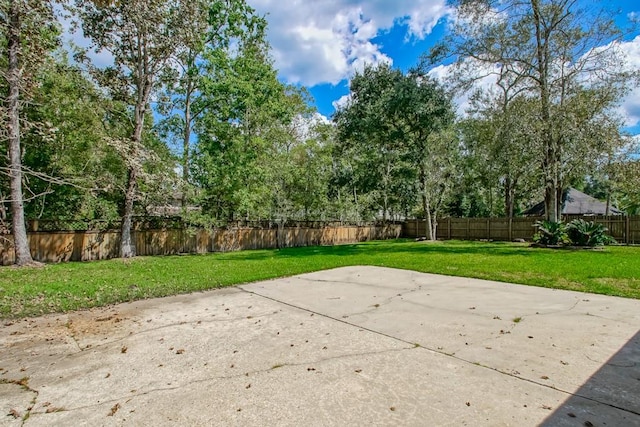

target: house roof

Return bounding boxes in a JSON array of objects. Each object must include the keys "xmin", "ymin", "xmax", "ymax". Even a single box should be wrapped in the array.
[{"xmin": 523, "ymin": 188, "xmax": 624, "ymax": 216}]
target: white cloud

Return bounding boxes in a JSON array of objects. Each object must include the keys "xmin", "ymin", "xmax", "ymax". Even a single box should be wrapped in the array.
[
  {"xmin": 332, "ymin": 94, "xmax": 352, "ymax": 111},
  {"xmin": 249, "ymin": 0, "xmax": 448, "ymax": 86},
  {"xmin": 427, "ymin": 61, "xmax": 498, "ymax": 116},
  {"xmin": 291, "ymin": 112, "xmax": 332, "ymax": 141},
  {"xmin": 618, "ymin": 36, "xmax": 640, "ymax": 127},
  {"xmin": 56, "ymin": 5, "xmax": 115, "ymax": 68}
]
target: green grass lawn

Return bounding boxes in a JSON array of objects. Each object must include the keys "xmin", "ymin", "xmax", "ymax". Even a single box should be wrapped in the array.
[{"xmin": 1, "ymin": 239, "xmax": 639, "ymax": 318}]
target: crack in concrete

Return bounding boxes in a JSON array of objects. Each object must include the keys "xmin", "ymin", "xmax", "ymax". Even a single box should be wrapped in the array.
[
  {"xmin": 337, "ymin": 285, "xmax": 425, "ymax": 318},
  {"xmin": 291, "ymin": 276, "xmax": 420, "ymax": 293},
  {"xmin": 241, "ymin": 286, "xmax": 640, "ymax": 420},
  {"xmin": 1, "ymin": 378, "xmax": 39, "ymax": 426},
  {"xmin": 63, "ymin": 320, "xmax": 83, "ymax": 354},
  {"xmin": 60, "ymin": 311, "xmax": 279, "ymax": 352},
  {"xmin": 30, "ymin": 345, "xmax": 414, "ymax": 417}
]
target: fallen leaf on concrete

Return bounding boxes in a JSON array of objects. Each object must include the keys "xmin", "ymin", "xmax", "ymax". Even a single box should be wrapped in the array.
[
  {"xmin": 541, "ymin": 375, "xmax": 549, "ymax": 380},
  {"xmin": 108, "ymin": 403, "xmax": 120, "ymax": 417},
  {"xmin": 46, "ymin": 407, "xmax": 64, "ymax": 413},
  {"xmin": 8, "ymin": 408, "xmax": 20, "ymax": 418},
  {"xmin": 542, "ymin": 405, "xmax": 553, "ymax": 410},
  {"xmin": 176, "ymin": 349, "xmax": 185, "ymax": 354},
  {"xmin": 120, "ymin": 346, "xmax": 127, "ymax": 354},
  {"xmin": 465, "ymin": 402, "xmax": 471, "ymax": 406}
]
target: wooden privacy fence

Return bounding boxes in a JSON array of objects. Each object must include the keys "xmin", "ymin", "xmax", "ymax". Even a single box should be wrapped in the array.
[
  {"xmin": 403, "ymin": 215, "xmax": 640, "ymax": 244},
  {"xmin": 0, "ymin": 224, "xmax": 402, "ymax": 265}
]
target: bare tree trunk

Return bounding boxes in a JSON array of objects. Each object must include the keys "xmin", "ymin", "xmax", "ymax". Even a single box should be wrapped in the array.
[
  {"xmin": 420, "ymin": 167, "xmax": 429, "ymax": 239},
  {"xmin": 7, "ymin": 1, "xmax": 34, "ymax": 266},
  {"xmin": 120, "ymin": 168, "xmax": 137, "ymax": 258},
  {"xmin": 532, "ymin": 0, "xmax": 559, "ymax": 222},
  {"xmin": 504, "ymin": 176, "xmax": 517, "ymax": 219},
  {"xmin": 181, "ymin": 71, "xmax": 194, "ymax": 207},
  {"xmin": 430, "ymin": 212, "xmax": 438, "ymax": 241},
  {"xmin": 426, "ymin": 200, "xmax": 435, "ymax": 241},
  {"xmin": 117, "ymin": 20, "xmax": 157, "ymax": 259}
]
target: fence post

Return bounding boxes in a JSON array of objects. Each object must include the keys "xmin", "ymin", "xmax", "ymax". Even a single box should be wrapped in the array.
[{"xmin": 626, "ymin": 215, "xmax": 630, "ymax": 244}]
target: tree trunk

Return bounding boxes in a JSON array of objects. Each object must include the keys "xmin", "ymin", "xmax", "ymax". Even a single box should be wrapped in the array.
[
  {"xmin": 420, "ymin": 167, "xmax": 429, "ymax": 239},
  {"xmin": 504, "ymin": 176, "xmax": 516, "ymax": 219},
  {"xmin": 425, "ymin": 200, "xmax": 437, "ymax": 241},
  {"xmin": 119, "ymin": 36, "xmax": 153, "ymax": 257},
  {"xmin": 430, "ymin": 212, "xmax": 438, "ymax": 241},
  {"xmin": 120, "ymin": 167, "xmax": 138, "ymax": 258},
  {"xmin": 532, "ymin": 0, "xmax": 559, "ymax": 222},
  {"xmin": 7, "ymin": 1, "xmax": 34, "ymax": 266},
  {"xmin": 181, "ymin": 73, "xmax": 193, "ymax": 207}
]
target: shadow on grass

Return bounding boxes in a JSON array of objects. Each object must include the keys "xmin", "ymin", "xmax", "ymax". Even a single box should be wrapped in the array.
[
  {"xmin": 541, "ymin": 330, "xmax": 640, "ymax": 426},
  {"xmin": 221, "ymin": 239, "xmax": 542, "ymax": 261}
]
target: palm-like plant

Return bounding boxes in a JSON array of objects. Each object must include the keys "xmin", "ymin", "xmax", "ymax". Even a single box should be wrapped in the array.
[
  {"xmin": 533, "ymin": 220, "xmax": 569, "ymax": 246},
  {"xmin": 567, "ymin": 219, "xmax": 615, "ymax": 246}
]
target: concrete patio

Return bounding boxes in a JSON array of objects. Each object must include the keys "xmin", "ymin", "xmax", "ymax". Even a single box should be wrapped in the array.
[{"xmin": 1, "ymin": 266, "xmax": 639, "ymax": 426}]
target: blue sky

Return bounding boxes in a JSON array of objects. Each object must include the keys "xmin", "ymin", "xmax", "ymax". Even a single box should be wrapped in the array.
[{"xmin": 249, "ymin": 0, "xmax": 640, "ymax": 134}]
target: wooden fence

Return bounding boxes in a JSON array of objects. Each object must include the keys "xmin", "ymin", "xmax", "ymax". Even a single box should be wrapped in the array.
[
  {"xmin": 0, "ymin": 224, "xmax": 402, "ymax": 265},
  {"xmin": 402, "ymin": 215, "xmax": 640, "ymax": 244}
]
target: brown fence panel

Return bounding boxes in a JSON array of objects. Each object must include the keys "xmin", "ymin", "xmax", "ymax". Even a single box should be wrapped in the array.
[
  {"xmin": 0, "ymin": 224, "xmax": 401, "ymax": 266},
  {"xmin": 629, "ymin": 217, "xmax": 640, "ymax": 244},
  {"xmin": 401, "ymin": 215, "xmax": 639, "ymax": 243}
]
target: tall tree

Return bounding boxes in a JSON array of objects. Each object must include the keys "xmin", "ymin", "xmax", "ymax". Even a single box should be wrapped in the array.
[
  {"xmin": 156, "ymin": 0, "xmax": 264, "ymax": 207},
  {"xmin": 394, "ymin": 73, "xmax": 457, "ymax": 239},
  {"xmin": 334, "ymin": 64, "xmax": 458, "ymax": 234},
  {"xmin": 74, "ymin": 0, "xmax": 186, "ymax": 257},
  {"xmin": 192, "ymin": 24, "xmax": 296, "ymax": 223},
  {"xmin": 431, "ymin": 0, "xmax": 638, "ymax": 221},
  {"xmin": 22, "ymin": 53, "xmax": 126, "ymax": 221},
  {"xmin": 334, "ymin": 64, "xmax": 415, "ymax": 222},
  {"xmin": 460, "ymin": 89, "xmax": 542, "ymax": 218},
  {"xmin": 0, "ymin": 0, "xmax": 58, "ymax": 265}
]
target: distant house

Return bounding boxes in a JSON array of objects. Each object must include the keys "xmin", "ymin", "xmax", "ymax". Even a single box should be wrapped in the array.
[{"xmin": 523, "ymin": 188, "xmax": 623, "ymax": 216}]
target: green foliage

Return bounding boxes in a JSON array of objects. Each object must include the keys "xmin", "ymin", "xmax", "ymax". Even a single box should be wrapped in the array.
[
  {"xmin": 439, "ymin": 0, "xmax": 637, "ymax": 222},
  {"xmin": 22, "ymin": 53, "xmax": 126, "ymax": 220},
  {"xmin": 567, "ymin": 219, "xmax": 615, "ymax": 246},
  {"xmin": 333, "ymin": 63, "xmax": 457, "ymax": 229},
  {"xmin": 534, "ymin": 219, "xmax": 615, "ymax": 246},
  {"xmin": 533, "ymin": 220, "xmax": 569, "ymax": 246}
]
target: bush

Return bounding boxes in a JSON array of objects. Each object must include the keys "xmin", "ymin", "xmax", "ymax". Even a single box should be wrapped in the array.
[
  {"xmin": 567, "ymin": 219, "xmax": 615, "ymax": 246},
  {"xmin": 533, "ymin": 220, "xmax": 569, "ymax": 246}
]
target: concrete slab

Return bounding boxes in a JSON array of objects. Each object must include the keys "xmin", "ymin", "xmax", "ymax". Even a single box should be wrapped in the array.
[{"xmin": 1, "ymin": 266, "xmax": 639, "ymax": 426}]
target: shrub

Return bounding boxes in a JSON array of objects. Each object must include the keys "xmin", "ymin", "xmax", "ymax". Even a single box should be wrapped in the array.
[
  {"xmin": 533, "ymin": 220, "xmax": 569, "ymax": 246},
  {"xmin": 567, "ymin": 219, "xmax": 615, "ymax": 246}
]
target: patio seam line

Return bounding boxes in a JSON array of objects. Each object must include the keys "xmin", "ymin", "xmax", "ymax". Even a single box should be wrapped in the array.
[{"xmin": 240, "ymin": 286, "xmax": 640, "ymax": 419}]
